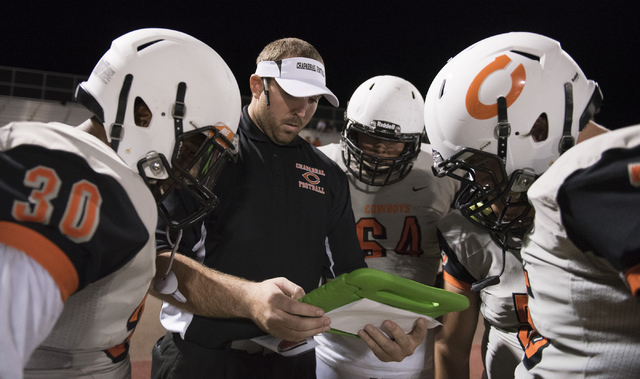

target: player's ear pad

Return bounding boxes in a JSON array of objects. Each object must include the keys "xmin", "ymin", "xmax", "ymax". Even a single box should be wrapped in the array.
[{"xmin": 300, "ymin": 268, "xmax": 469, "ymax": 320}]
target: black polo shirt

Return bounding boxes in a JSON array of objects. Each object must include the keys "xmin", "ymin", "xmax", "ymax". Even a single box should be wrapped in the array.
[{"xmin": 160, "ymin": 106, "xmax": 366, "ymax": 349}]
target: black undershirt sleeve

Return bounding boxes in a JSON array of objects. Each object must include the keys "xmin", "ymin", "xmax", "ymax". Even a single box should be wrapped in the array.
[{"xmin": 558, "ymin": 145, "xmax": 640, "ymax": 273}]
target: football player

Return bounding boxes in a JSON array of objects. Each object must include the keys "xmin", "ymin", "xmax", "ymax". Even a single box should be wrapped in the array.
[
  {"xmin": 0, "ymin": 28, "xmax": 241, "ymax": 378},
  {"xmin": 316, "ymin": 75, "xmax": 459, "ymax": 379},
  {"xmin": 422, "ymin": 32, "xmax": 606, "ymax": 378},
  {"xmin": 514, "ymin": 122, "xmax": 640, "ymax": 379}
]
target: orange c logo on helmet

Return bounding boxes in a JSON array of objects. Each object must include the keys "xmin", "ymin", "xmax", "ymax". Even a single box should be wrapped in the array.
[{"xmin": 465, "ymin": 54, "xmax": 526, "ymax": 120}]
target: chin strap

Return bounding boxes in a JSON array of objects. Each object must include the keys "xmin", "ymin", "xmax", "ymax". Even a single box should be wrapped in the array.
[
  {"xmin": 153, "ymin": 226, "xmax": 187, "ymax": 303},
  {"xmin": 495, "ymin": 96, "xmax": 510, "ymax": 164},
  {"xmin": 471, "ymin": 233, "xmax": 507, "ymax": 292},
  {"xmin": 173, "ymin": 82, "xmax": 187, "ymax": 138},
  {"xmin": 579, "ymin": 84, "xmax": 603, "ymax": 131},
  {"xmin": 109, "ymin": 74, "xmax": 133, "ymax": 153},
  {"xmin": 558, "ymin": 82, "xmax": 575, "ymax": 155}
]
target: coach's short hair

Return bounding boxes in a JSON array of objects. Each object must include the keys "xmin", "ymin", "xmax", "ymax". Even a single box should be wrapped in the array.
[{"xmin": 256, "ymin": 37, "xmax": 324, "ymax": 64}]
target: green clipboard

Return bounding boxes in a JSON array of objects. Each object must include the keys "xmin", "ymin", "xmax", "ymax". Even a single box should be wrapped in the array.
[{"xmin": 300, "ymin": 268, "xmax": 469, "ymax": 336}]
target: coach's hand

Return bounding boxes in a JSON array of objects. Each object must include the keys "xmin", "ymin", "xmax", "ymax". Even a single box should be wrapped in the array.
[
  {"xmin": 358, "ymin": 317, "xmax": 429, "ymax": 362},
  {"xmin": 247, "ymin": 277, "xmax": 331, "ymax": 341}
]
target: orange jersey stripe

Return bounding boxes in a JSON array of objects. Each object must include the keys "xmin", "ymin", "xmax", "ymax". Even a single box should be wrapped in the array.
[
  {"xmin": 626, "ymin": 264, "xmax": 640, "ymax": 297},
  {"xmin": 0, "ymin": 221, "xmax": 79, "ymax": 301},
  {"xmin": 105, "ymin": 338, "xmax": 129, "ymax": 361},
  {"xmin": 443, "ymin": 270, "xmax": 472, "ymax": 291}
]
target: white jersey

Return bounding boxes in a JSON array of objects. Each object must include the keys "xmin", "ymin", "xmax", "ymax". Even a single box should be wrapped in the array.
[
  {"xmin": 0, "ymin": 243, "xmax": 64, "ymax": 379},
  {"xmin": 515, "ymin": 125, "xmax": 640, "ymax": 379},
  {"xmin": 0, "ymin": 122, "xmax": 157, "ymax": 378},
  {"xmin": 438, "ymin": 210, "xmax": 528, "ymax": 378},
  {"xmin": 315, "ymin": 143, "xmax": 458, "ymax": 378}
]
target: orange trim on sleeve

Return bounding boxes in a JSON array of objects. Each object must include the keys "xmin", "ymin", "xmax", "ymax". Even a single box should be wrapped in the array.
[
  {"xmin": 105, "ymin": 336, "xmax": 130, "ymax": 362},
  {"xmin": 0, "ymin": 221, "xmax": 79, "ymax": 302},
  {"xmin": 625, "ymin": 264, "xmax": 640, "ymax": 297},
  {"xmin": 443, "ymin": 270, "xmax": 472, "ymax": 291}
]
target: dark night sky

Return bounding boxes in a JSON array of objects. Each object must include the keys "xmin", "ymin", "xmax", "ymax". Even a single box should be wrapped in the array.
[{"xmin": 2, "ymin": 1, "xmax": 639, "ymax": 129}]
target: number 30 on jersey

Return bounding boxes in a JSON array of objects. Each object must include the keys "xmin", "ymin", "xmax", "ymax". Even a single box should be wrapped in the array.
[{"xmin": 11, "ymin": 165, "xmax": 102, "ymax": 243}]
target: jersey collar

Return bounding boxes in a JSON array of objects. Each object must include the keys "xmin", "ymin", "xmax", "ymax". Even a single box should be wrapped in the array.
[{"xmin": 240, "ymin": 106, "xmax": 304, "ymax": 147}]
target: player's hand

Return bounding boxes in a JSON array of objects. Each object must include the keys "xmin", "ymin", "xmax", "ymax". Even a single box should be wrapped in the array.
[
  {"xmin": 246, "ymin": 277, "xmax": 331, "ymax": 341},
  {"xmin": 358, "ymin": 317, "xmax": 429, "ymax": 362}
]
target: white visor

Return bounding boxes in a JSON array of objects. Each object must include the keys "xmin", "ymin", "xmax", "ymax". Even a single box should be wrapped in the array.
[{"xmin": 255, "ymin": 57, "xmax": 339, "ymax": 107}]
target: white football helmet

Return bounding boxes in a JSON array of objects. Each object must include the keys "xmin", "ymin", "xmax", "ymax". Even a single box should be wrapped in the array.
[
  {"xmin": 75, "ymin": 28, "xmax": 241, "ymax": 230},
  {"xmin": 424, "ymin": 32, "xmax": 602, "ymax": 241},
  {"xmin": 342, "ymin": 75, "xmax": 425, "ymax": 186}
]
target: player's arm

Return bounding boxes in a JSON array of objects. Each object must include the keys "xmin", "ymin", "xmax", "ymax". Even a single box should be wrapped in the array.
[
  {"xmin": 557, "ymin": 136, "xmax": 640, "ymax": 296},
  {"xmin": 0, "ymin": 243, "xmax": 65, "ymax": 378},
  {"xmin": 434, "ymin": 280, "xmax": 480, "ymax": 379},
  {"xmin": 150, "ymin": 251, "xmax": 331, "ymax": 341}
]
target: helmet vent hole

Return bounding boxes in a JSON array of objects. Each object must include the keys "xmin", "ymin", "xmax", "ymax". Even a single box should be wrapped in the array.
[
  {"xmin": 369, "ymin": 83, "xmax": 375, "ymax": 90},
  {"xmin": 525, "ymin": 113, "xmax": 549, "ymax": 142},
  {"xmin": 134, "ymin": 97, "xmax": 152, "ymax": 127},
  {"xmin": 411, "ymin": 91, "xmax": 416, "ymax": 99},
  {"xmin": 438, "ymin": 80, "xmax": 446, "ymax": 99},
  {"xmin": 137, "ymin": 39, "xmax": 164, "ymax": 51},
  {"xmin": 510, "ymin": 50, "xmax": 540, "ymax": 62}
]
